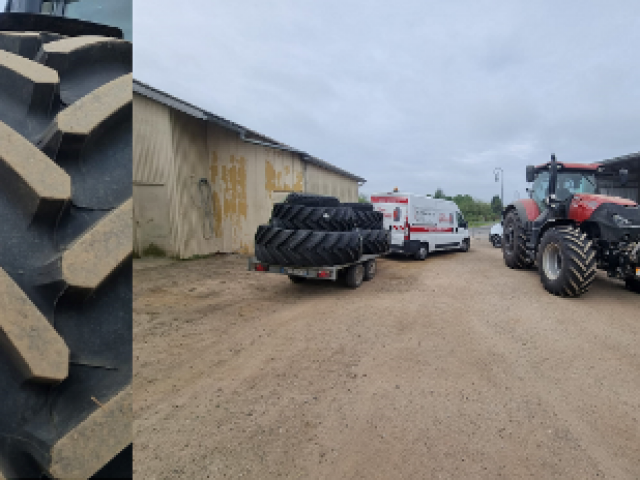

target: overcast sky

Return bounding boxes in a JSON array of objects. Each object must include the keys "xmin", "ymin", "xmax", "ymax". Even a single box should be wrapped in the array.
[{"xmin": 134, "ymin": 0, "xmax": 639, "ymax": 203}]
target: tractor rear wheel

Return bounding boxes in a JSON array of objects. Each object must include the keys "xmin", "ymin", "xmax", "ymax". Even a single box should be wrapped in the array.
[
  {"xmin": 502, "ymin": 210, "xmax": 531, "ymax": 269},
  {"xmin": 537, "ymin": 226, "xmax": 597, "ymax": 297}
]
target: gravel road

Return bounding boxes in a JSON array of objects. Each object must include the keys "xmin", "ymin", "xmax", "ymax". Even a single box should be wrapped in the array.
[{"xmin": 133, "ymin": 236, "xmax": 640, "ymax": 479}]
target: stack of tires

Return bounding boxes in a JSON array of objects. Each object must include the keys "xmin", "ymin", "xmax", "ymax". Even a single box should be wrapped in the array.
[{"xmin": 255, "ymin": 193, "xmax": 388, "ymax": 267}]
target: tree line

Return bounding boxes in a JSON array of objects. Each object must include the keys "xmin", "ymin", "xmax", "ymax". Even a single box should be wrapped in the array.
[{"xmin": 434, "ymin": 188, "xmax": 502, "ymax": 223}]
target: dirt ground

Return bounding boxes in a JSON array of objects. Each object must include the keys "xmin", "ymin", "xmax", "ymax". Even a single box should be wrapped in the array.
[{"xmin": 133, "ymin": 234, "xmax": 640, "ymax": 479}]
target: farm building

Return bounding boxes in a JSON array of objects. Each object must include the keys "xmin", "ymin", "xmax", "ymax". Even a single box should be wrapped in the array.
[
  {"xmin": 133, "ymin": 80, "xmax": 365, "ymax": 259},
  {"xmin": 596, "ymin": 152, "xmax": 639, "ymax": 202}
]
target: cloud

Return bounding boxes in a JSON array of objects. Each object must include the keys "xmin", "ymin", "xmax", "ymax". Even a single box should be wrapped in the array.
[{"xmin": 134, "ymin": 0, "xmax": 640, "ymax": 203}]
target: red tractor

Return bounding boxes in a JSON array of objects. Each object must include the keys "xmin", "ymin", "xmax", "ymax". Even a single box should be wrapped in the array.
[{"xmin": 502, "ymin": 155, "xmax": 640, "ymax": 297}]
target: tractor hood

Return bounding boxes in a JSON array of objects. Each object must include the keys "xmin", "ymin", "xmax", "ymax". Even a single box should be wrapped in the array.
[{"xmin": 588, "ymin": 201, "xmax": 640, "ymax": 243}]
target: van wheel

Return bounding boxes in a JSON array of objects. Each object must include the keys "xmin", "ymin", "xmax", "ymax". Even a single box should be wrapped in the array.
[
  {"xmin": 363, "ymin": 259, "xmax": 377, "ymax": 281},
  {"xmin": 345, "ymin": 263, "xmax": 365, "ymax": 288},
  {"xmin": 460, "ymin": 238, "xmax": 470, "ymax": 252},
  {"xmin": 415, "ymin": 246, "xmax": 428, "ymax": 261}
]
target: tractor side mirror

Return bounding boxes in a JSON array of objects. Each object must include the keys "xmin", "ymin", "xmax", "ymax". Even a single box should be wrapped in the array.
[
  {"xmin": 620, "ymin": 169, "xmax": 629, "ymax": 186},
  {"xmin": 526, "ymin": 165, "xmax": 535, "ymax": 183}
]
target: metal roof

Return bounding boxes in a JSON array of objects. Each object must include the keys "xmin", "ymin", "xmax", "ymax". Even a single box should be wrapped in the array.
[
  {"xmin": 598, "ymin": 152, "xmax": 640, "ymax": 172},
  {"xmin": 133, "ymin": 79, "xmax": 366, "ymax": 183}
]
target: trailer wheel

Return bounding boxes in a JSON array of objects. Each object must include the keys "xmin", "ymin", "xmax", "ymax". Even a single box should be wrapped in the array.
[
  {"xmin": 0, "ymin": 35, "xmax": 132, "ymax": 479},
  {"xmin": 346, "ymin": 263, "xmax": 365, "ymax": 288},
  {"xmin": 491, "ymin": 235, "xmax": 502, "ymax": 248},
  {"xmin": 363, "ymin": 259, "xmax": 377, "ymax": 281},
  {"xmin": 415, "ymin": 245, "xmax": 428, "ymax": 261},
  {"xmin": 625, "ymin": 276, "xmax": 640, "ymax": 293},
  {"xmin": 288, "ymin": 275, "xmax": 307, "ymax": 284},
  {"xmin": 537, "ymin": 226, "xmax": 597, "ymax": 297},
  {"xmin": 502, "ymin": 210, "xmax": 531, "ymax": 269}
]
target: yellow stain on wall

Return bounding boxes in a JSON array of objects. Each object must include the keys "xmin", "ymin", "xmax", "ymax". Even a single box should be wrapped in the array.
[
  {"xmin": 294, "ymin": 172, "xmax": 304, "ymax": 192},
  {"xmin": 212, "ymin": 191, "xmax": 223, "ymax": 237},
  {"xmin": 265, "ymin": 161, "xmax": 277, "ymax": 192}
]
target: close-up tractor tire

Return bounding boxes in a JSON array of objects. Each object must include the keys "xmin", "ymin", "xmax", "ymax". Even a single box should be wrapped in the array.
[
  {"xmin": 502, "ymin": 210, "xmax": 531, "ymax": 269},
  {"xmin": 536, "ymin": 226, "xmax": 597, "ymax": 297},
  {"xmin": 0, "ymin": 33, "xmax": 132, "ymax": 479},
  {"xmin": 270, "ymin": 203, "xmax": 357, "ymax": 231},
  {"xmin": 284, "ymin": 192, "xmax": 340, "ymax": 207},
  {"xmin": 255, "ymin": 225, "xmax": 362, "ymax": 267},
  {"xmin": 359, "ymin": 229, "xmax": 389, "ymax": 255}
]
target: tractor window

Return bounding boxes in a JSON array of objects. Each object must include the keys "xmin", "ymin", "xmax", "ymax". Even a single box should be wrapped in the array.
[
  {"xmin": 63, "ymin": 0, "xmax": 132, "ymax": 40},
  {"xmin": 531, "ymin": 171, "xmax": 549, "ymax": 210}
]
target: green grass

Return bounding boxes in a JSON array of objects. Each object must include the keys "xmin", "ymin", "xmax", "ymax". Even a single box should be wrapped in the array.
[{"xmin": 468, "ymin": 220, "xmax": 497, "ymax": 228}]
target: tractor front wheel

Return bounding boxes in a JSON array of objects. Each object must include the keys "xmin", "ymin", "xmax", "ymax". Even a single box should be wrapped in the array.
[{"xmin": 537, "ymin": 226, "xmax": 597, "ymax": 297}]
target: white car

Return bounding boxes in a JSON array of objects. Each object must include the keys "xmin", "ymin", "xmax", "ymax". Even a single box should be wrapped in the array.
[{"xmin": 490, "ymin": 222, "xmax": 503, "ymax": 248}]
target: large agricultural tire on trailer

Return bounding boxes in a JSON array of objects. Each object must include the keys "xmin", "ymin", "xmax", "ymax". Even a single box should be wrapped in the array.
[
  {"xmin": 537, "ymin": 226, "xmax": 597, "ymax": 297},
  {"xmin": 0, "ymin": 34, "xmax": 132, "ymax": 479},
  {"xmin": 271, "ymin": 203, "xmax": 356, "ymax": 231},
  {"xmin": 353, "ymin": 210, "xmax": 384, "ymax": 230},
  {"xmin": 284, "ymin": 192, "xmax": 340, "ymax": 207},
  {"xmin": 341, "ymin": 202, "xmax": 374, "ymax": 212},
  {"xmin": 359, "ymin": 229, "xmax": 389, "ymax": 254},
  {"xmin": 255, "ymin": 225, "xmax": 362, "ymax": 267},
  {"xmin": 502, "ymin": 210, "xmax": 531, "ymax": 269}
]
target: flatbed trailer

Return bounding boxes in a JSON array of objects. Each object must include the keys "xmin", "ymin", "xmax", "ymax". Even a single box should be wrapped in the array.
[{"xmin": 248, "ymin": 253, "xmax": 384, "ymax": 288}]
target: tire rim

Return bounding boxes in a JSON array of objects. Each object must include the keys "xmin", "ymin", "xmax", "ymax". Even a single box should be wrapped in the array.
[
  {"xmin": 355, "ymin": 264, "xmax": 365, "ymax": 283},
  {"xmin": 504, "ymin": 225, "xmax": 514, "ymax": 253},
  {"xmin": 419, "ymin": 247, "xmax": 426, "ymax": 259},
  {"xmin": 542, "ymin": 242, "xmax": 562, "ymax": 280},
  {"xmin": 368, "ymin": 261, "xmax": 376, "ymax": 276}
]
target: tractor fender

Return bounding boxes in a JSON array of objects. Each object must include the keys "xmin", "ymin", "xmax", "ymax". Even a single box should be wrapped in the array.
[{"xmin": 503, "ymin": 199, "xmax": 540, "ymax": 223}]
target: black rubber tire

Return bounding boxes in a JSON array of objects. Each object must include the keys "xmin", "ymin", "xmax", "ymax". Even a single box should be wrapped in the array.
[
  {"xmin": 363, "ymin": 259, "xmax": 377, "ymax": 281},
  {"xmin": 0, "ymin": 33, "xmax": 132, "ymax": 479},
  {"xmin": 284, "ymin": 192, "xmax": 340, "ymax": 207},
  {"xmin": 491, "ymin": 235, "xmax": 502, "ymax": 248},
  {"xmin": 353, "ymin": 210, "xmax": 384, "ymax": 230},
  {"xmin": 341, "ymin": 202, "xmax": 374, "ymax": 212},
  {"xmin": 415, "ymin": 245, "xmax": 428, "ymax": 261},
  {"xmin": 345, "ymin": 263, "xmax": 365, "ymax": 288},
  {"xmin": 625, "ymin": 276, "xmax": 640, "ymax": 293},
  {"xmin": 271, "ymin": 203, "xmax": 356, "ymax": 231},
  {"xmin": 502, "ymin": 210, "xmax": 531, "ymax": 269},
  {"xmin": 460, "ymin": 238, "xmax": 470, "ymax": 252},
  {"xmin": 255, "ymin": 225, "xmax": 362, "ymax": 267},
  {"xmin": 360, "ymin": 230, "xmax": 389, "ymax": 254},
  {"xmin": 288, "ymin": 275, "xmax": 307, "ymax": 284},
  {"xmin": 537, "ymin": 226, "xmax": 597, "ymax": 297}
]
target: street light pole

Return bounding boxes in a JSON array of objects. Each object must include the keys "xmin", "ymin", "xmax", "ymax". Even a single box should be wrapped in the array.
[{"xmin": 494, "ymin": 167, "xmax": 504, "ymax": 209}]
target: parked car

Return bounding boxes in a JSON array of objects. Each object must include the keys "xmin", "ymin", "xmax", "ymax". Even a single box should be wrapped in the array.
[{"xmin": 490, "ymin": 222, "xmax": 503, "ymax": 247}]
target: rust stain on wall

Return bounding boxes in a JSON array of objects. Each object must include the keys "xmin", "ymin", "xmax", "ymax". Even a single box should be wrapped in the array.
[
  {"xmin": 265, "ymin": 161, "xmax": 277, "ymax": 192},
  {"xmin": 212, "ymin": 191, "xmax": 223, "ymax": 237},
  {"xmin": 294, "ymin": 172, "xmax": 304, "ymax": 192}
]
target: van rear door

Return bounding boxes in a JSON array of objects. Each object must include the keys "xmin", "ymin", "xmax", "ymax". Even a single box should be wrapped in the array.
[{"xmin": 372, "ymin": 195, "xmax": 408, "ymax": 246}]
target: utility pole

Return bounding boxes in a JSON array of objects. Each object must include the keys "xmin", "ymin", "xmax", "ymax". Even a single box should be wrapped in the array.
[{"xmin": 494, "ymin": 167, "xmax": 504, "ymax": 209}]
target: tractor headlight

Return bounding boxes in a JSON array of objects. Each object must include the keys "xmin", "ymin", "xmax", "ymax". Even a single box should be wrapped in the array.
[{"xmin": 612, "ymin": 214, "xmax": 631, "ymax": 226}]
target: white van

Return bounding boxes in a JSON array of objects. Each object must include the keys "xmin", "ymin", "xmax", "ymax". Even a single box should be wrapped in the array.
[{"xmin": 371, "ymin": 192, "xmax": 470, "ymax": 260}]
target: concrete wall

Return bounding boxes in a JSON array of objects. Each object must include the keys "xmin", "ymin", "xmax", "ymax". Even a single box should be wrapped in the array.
[{"xmin": 133, "ymin": 94, "xmax": 361, "ymax": 258}]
